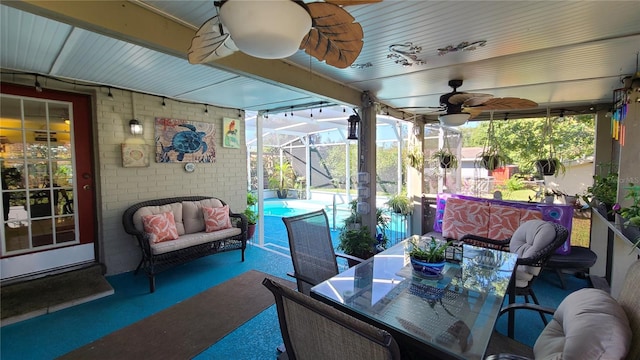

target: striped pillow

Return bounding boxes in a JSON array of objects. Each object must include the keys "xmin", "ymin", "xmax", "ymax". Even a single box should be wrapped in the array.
[
  {"xmin": 142, "ymin": 211, "xmax": 179, "ymax": 243},
  {"xmin": 203, "ymin": 205, "xmax": 232, "ymax": 232}
]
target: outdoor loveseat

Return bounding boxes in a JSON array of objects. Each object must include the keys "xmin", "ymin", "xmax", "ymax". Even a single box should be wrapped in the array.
[{"xmin": 122, "ymin": 196, "xmax": 247, "ymax": 292}]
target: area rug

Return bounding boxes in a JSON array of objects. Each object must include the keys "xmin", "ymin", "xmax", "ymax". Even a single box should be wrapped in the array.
[
  {"xmin": 1, "ymin": 264, "xmax": 114, "ymax": 326},
  {"xmin": 58, "ymin": 270, "xmax": 294, "ymax": 360}
]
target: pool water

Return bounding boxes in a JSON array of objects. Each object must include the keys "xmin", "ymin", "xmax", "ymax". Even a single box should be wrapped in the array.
[{"xmin": 255, "ymin": 199, "xmax": 408, "ymax": 257}]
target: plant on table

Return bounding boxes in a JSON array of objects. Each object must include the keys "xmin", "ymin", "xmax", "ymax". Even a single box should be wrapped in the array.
[
  {"xmin": 408, "ymin": 236, "xmax": 452, "ymax": 263},
  {"xmin": 582, "ymin": 163, "xmax": 618, "ymax": 220}
]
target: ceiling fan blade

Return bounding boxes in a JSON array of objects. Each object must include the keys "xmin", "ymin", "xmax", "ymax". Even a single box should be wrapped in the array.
[
  {"xmin": 300, "ymin": 3, "xmax": 364, "ymax": 69},
  {"xmin": 188, "ymin": 16, "xmax": 238, "ymax": 64},
  {"xmin": 325, "ymin": 0, "xmax": 383, "ymax": 5},
  {"xmin": 448, "ymin": 93, "xmax": 493, "ymax": 106},
  {"xmin": 464, "ymin": 108, "xmax": 484, "ymax": 119},
  {"xmin": 474, "ymin": 97, "xmax": 538, "ymax": 110}
]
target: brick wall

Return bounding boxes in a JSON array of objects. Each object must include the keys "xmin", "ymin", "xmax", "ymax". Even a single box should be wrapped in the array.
[{"xmin": 95, "ymin": 88, "xmax": 247, "ymax": 274}]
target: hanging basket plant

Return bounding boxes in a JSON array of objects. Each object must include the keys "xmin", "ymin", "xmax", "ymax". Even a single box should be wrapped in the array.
[
  {"xmin": 475, "ymin": 111, "xmax": 507, "ymax": 171},
  {"xmin": 431, "ymin": 130, "xmax": 458, "ymax": 169},
  {"xmin": 533, "ymin": 109, "xmax": 566, "ymax": 177},
  {"xmin": 407, "ymin": 145, "xmax": 424, "ymax": 169}
]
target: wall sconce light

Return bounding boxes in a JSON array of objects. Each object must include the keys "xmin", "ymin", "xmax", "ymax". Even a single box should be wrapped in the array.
[
  {"xmin": 129, "ymin": 119, "xmax": 143, "ymax": 135},
  {"xmin": 34, "ymin": 75, "xmax": 43, "ymax": 92},
  {"xmin": 347, "ymin": 114, "xmax": 360, "ymax": 140}
]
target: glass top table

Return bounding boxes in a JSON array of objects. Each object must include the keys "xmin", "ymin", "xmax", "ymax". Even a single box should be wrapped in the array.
[{"xmin": 311, "ymin": 238, "xmax": 518, "ymax": 360}]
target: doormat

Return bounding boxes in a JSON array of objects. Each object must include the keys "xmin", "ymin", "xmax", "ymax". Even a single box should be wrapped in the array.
[{"xmin": 1, "ymin": 264, "xmax": 114, "ymax": 326}]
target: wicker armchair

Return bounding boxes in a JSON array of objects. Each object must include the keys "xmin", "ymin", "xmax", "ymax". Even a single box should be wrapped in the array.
[
  {"xmin": 263, "ymin": 277, "xmax": 401, "ymax": 360},
  {"xmin": 282, "ymin": 209, "xmax": 363, "ymax": 295},
  {"xmin": 485, "ymin": 260, "xmax": 640, "ymax": 360},
  {"xmin": 460, "ymin": 220, "xmax": 568, "ymax": 336}
]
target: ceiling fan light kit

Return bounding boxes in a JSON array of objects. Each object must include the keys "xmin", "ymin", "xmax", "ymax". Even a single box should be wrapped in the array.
[
  {"xmin": 438, "ymin": 113, "xmax": 470, "ymax": 127},
  {"xmin": 219, "ymin": 0, "xmax": 312, "ymax": 59}
]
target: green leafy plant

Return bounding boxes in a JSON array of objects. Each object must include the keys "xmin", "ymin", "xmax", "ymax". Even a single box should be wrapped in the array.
[
  {"xmin": 268, "ymin": 161, "xmax": 296, "ymax": 197},
  {"xmin": 583, "ymin": 171, "xmax": 618, "ymax": 207},
  {"xmin": 337, "ymin": 226, "xmax": 377, "ymax": 259},
  {"xmin": 616, "ymin": 183, "xmax": 640, "ymax": 227},
  {"xmin": 385, "ymin": 193, "xmax": 412, "ymax": 215},
  {"xmin": 432, "ymin": 148, "xmax": 458, "ymax": 169},
  {"xmin": 244, "ymin": 191, "xmax": 258, "ymax": 225},
  {"xmin": 533, "ymin": 110, "xmax": 566, "ymax": 177},
  {"xmin": 476, "ymin": 116, "xmax": 507, "ymax": 171},
  {"xmin": 408, "ymin": 236, "xmax": 452, "ymax": 263},
  {"xmin": 406, "ymin": 146, "xmax": 424, "ymax": 169}
]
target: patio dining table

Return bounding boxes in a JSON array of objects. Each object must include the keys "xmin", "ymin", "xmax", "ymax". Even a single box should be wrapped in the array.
[{"xmin": 311, "ymin": 237, "xmax": 518, "ymax": 360}]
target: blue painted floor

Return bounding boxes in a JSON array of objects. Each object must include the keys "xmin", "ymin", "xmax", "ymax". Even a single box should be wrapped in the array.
[{"xmin": 0, "ymin": 214, "xmax": 590, "ymax": 359}]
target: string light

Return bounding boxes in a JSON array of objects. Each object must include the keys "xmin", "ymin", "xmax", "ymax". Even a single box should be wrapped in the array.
[
  {"xmin": 107, "ymin": 87, "xmax": 114, "ymax": 100},
  {"xmin": 162, "ymin": 97, "xmax": 167, "ymax": 108},
  {"xmin": 290, "ymin": 106, "xmax": 294, "ymax": 116},
  {"xmin": 204, "ymin": 105, "xmax": 209, "ymax": 115}
]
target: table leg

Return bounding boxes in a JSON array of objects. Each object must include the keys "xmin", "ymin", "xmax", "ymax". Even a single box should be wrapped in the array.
[{"xmin": 508, "ymin": 275, "xmax": 515, "ymax": 338}]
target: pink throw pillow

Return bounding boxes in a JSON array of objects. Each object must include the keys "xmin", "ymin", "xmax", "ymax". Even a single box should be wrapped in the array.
[
  {"xmin": 203, "ymin": 205, "xmax": 232, "ymax": 232},
  {"xmin": 442, "ymin": 198, "xmax": 489, "ymax": 239},
  {"xmin": 142, "ymin": 211, "xmax": 179, "ymax": 243},
  {"xmin": 488, "ymin": 204, "xmax": 521, "ymax": 240}
]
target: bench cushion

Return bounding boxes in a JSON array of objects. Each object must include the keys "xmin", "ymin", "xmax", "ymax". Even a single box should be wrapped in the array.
[
  {"xmin": 182, "ymin": 199, "xmax": 225, "ymax": 234},
  {"xmin": 442, "ymin": 198, "xmax": 489, "ymax": 239},
  {"xmin": 133, "ymin": 202, "xmax": 185, "ymax": 235},
  {"xmin": 149, "ymin": 227, "xmax": 242, "ymax": 255}
]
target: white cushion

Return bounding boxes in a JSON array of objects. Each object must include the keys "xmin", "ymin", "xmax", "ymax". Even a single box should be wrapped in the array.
[
  {"xmin": 149, "ymin": 227, "xmax": 241, "ymax": 255},
  {"xmin": 534, "ymin": 288, "xmax": 631, "ymax": 360},
  {"xmin": 182, "ymin": 199, "xmax": 224, "ymax": 234},
  {"xmin": 509, "ymin": 220, "xmax": 556, "ymax": 287}
]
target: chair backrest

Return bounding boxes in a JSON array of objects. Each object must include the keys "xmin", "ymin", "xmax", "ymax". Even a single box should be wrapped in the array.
[
  {"xmin": 508, "ymin": 220, "xmax": 568, "ymax": 288},
  {"xmin": 262, "ymin": 277, "xmax": 402, "ymax": 360},
  {"xmin": 618, "ymin": 260, "xmax": 640, "ymax": 360},
  {"xmin": 283, "ymin": 209, "xmax": 338, "ymax": 295}
]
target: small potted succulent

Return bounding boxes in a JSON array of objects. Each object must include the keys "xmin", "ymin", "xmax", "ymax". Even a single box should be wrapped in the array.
[{"xmin": 407, "ymin": 236, "xmax": 452, "ymax": 277}]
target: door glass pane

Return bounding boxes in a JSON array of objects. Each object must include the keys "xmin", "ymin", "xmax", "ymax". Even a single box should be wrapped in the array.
[{"xmin": 1, "ymin": 96, "xmax": 77, "ymax": 255}]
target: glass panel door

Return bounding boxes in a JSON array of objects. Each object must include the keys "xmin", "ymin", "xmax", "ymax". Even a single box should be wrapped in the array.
[{"xmin": 1, "ymin": 95, "xmax": 77, "ymax": 255}]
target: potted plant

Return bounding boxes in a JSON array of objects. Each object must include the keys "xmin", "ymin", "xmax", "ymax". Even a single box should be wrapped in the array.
[
  {"xmin": 534, "ymin": 110, "xmax": 566, "ymax": 176},
  {"xmin": 476, "ymin": 115, "xmax": 507, "ymax": 171},
  {"xmin": 407, "ymin": 235, "xmax": 452, "ymax": 277},
  {"xmin": 582, "ymin": 164, "xmax": 618, "ymax": 221},
  {"xmin": 406, "ymin": 145, "xmax": 424, "ymax": 169},
  {"xmin": 337, "ymin": 226, "xmax": 378, "ymax": 262},
  {"xmin": 543, "ymin": 190, "xmax": 556, "ymax": 204},
  {"xmin": 385, "ymin": 193, "xmax": 412, "ymax": 215},
  {"xmin": 432, "ymin": 148, "xmax": 458, "ymax": 169},
  {"xmin": 268, "ymin": 161, "xmax": 296, "ymax": 199},
  {"xmin": 613, "ymin": 183, "xmax": 640, "ymax": 246},
  {"xmin": 244, "ymin": 191, "xmax": 258, "ymax": 239}
]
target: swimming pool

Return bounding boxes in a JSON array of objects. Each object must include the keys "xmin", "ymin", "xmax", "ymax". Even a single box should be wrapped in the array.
[{"xmin": 257, "ymin": 199, "xmax": 408, "ymax": 257}]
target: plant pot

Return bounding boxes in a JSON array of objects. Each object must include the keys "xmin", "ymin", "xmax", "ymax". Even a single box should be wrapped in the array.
[
  {"xmin": 410, "ymin": 257, "xmax": 445, "ymax": 277},
  {"xmin": 564, "ymin": 195, "xmax": 577, "ymax": 206},
  {"xmin": 247, "ymin": 224, "xmax": 256, "ymax": 240},
  {"xmin": 439, "ymin": 155, "xmax": 453, "ymax": 169},
  {"xmin": 535, "ymin": 159, "xmax": 556, "ymax": 176},
  {"xmin": 480, "ymin": 156, "xmax": 499, "ymax": 171},
  {"xmin": 594, "ymin": 199, "xmax": 615, "ymax": 221},
  {"xmin": 544, "ymin": 195, "xmax": 555, "ymax": 204},
  {"xmin": 618, "ymin": 214, "xmax": 640, "ymax": 243},
  {"xmin": 276, "ymin": 189, "xmax": 288, "ymax": 199}
]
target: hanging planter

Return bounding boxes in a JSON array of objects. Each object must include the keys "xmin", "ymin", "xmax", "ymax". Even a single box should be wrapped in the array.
[
  {"xmin": 431, "ymin": 131, "xmax": 458, "ymax": 169},
  {"xmin": 475, "ymin": 111, "xmax": 506, "ymax": 171},
  {"xmin": 533, "ymin": 109, "xmax": 566, "ymax": 177}
]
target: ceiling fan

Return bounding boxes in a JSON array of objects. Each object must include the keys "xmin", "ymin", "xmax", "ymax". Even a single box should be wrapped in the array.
[
  {"xmin": 435, "ymin": 80, "xmax": 538, "ymax": 126},
  {"xmin": 189, "ymin": 0, "xmax": 381, "ymax": 69}
]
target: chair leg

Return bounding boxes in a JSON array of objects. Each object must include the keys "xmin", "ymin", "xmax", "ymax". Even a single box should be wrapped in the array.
[
  {"xmin": 528, "ymin": 289, "xmax": 549, "ymax": 326},
  {"xmin": 555, "ymin": 268, "xmax": 567, "ymax": 289}
]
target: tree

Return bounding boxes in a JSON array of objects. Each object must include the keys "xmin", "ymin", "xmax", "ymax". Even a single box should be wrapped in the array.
[{"xmin": 462, "ymin": 115, "xmax": 594, "ymax": 174}]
